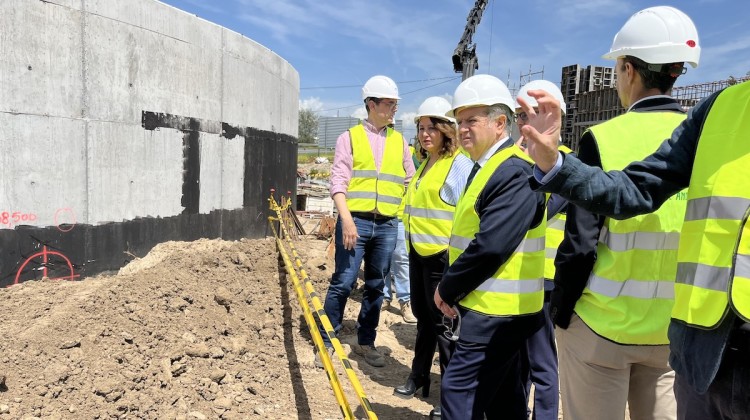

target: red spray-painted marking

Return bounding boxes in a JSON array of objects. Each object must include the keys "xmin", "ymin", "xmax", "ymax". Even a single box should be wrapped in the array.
[
  {"xmin": 54, "ymin": 208, "xmax": 77, "ymax": 232},
  {"xmin": 14, "ymin": 245, "xmax": 79, "ymax": 285},
  {"xmin": 0, "ymin": 211, "xmax": 38, "ymax": 228}
]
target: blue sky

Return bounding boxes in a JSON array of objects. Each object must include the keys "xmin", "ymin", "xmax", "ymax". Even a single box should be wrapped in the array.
[{"xmin": 160, "ymin": 0, "xmax": 750, "ymax": 138}]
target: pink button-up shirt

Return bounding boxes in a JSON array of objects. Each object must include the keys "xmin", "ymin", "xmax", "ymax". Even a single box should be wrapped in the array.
[{"xmin": 329, "ymin": 119, "xmax": 415, "ymax": 198}]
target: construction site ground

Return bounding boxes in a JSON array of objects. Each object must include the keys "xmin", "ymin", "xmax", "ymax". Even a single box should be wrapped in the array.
[{"xmin": 0, "ymin": 235, "xmax": 450, "ymax": 419}]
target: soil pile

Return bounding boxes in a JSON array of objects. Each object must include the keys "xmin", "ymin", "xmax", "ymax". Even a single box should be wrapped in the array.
[{"xmin": 0, "ymin": 237, "xmax": 441, "ymax": 419}]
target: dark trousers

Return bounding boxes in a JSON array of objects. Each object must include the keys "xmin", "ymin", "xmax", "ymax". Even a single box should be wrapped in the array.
[
  {"xmin": 408, "ymin": 247, "xmax": 454, "ymax": 378},
  {"xmin": 520, "ymin": 291, "xmax": 559, "ymax": 420},
  {"xmin": 674, "ymin": 330, "xmax": 750, "ymax": 420},
  {"xmin": 441, "ymin": 313, "xmax": 542, "ymax": 420}
]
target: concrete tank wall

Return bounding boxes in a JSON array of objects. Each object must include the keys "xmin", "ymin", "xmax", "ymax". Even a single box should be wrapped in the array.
[{"xmin": 0, "ymin": 0, "xmax": 299, "ymax": 286}]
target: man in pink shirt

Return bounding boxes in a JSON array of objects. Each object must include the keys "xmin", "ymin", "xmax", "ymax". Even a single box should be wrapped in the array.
[{"xmin": 316, "ymin": 75, "xmax": 415, "ymax": 368}]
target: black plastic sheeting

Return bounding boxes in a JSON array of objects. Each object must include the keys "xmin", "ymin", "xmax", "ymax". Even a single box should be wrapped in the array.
[{"xmin": 0, "ymin": 111, "xmax": 297, "ymax": 287}]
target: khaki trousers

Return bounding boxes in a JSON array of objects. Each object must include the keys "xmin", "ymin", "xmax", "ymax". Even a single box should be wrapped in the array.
[{"xmin": 557, "ymin": 314, "xmax": 676, "ymax": 420}]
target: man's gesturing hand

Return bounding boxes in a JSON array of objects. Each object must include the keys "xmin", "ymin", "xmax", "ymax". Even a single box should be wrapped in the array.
[{"xmin": 517, "ymin": 90, "xmax": 563, "ymax": 173}]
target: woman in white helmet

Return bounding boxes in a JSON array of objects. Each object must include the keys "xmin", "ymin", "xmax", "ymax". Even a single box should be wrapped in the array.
[{"xmin": 394, "ymin": 97, "xmax": 473, "ymax": 416}]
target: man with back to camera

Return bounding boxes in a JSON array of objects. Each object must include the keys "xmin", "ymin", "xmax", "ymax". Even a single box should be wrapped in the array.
[
  {"xmin": 545, "ymin": 6, "xmax": 702, "ymax": 420},
  {"xmin": 316, "ymin": 75, "xmax": 415, "ymax": 368},
  {"xmin": 518, "ymin": 57, "xmax": 750, "ymax": 420}
]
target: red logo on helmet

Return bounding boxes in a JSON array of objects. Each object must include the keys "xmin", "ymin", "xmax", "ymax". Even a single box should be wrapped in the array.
[{"xmin": 686, "ymin": 40, "xmax": 696, "ymax": 48}]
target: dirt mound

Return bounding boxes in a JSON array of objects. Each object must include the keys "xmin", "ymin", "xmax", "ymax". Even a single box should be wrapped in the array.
[{"xmin": 0, "ymin": 237, "xmax": 443, "ymax": 419}]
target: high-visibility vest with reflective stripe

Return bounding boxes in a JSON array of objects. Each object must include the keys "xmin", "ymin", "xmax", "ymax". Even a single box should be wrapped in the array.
[
  {"xmin": 449, "ymin": 146, "xmax": 546, "ymax": 316},
  {"xmin": 576, "ymin": 111, "xmax": 687, "ymax": 344},
  {"xmin": 346, "ymin": 124, "xmax": 406, "ymax": 216},
  {"xmin": 674, "ymin": 81, "xmax": 750, "ymax": 327},
  {"xmin": 544, "ymin": 145, "xmax": 574, "ymax": 279},
  {"xmin": 404, "ymin": 153, "xmax": 458, "ymax": 256},
  {"xmin": 545, "ymin": 213, "xmax": 565, "ymax": 279}
]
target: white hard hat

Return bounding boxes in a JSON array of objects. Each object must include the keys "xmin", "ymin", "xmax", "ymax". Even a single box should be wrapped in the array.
[
  {"xmin": 414, "ymin": 97, "xmax": 455, "ymax": 124},
  {"xmin": 447, "ymin": 74, "xmax": 515, "ymax": 118},
  {"xmin": 602, "ymin": 6, "xmax": 700, "ymax": 68},
  {"xmin": 361, "ymin": 75, "xmax": 401, "ymax": 100},
  {"xmin": 515, "ymin": 80, "xmax": 566, "ymax": 115}
]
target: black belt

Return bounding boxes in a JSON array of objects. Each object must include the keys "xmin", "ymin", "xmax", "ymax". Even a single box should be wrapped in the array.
[{"xmin": 351, "ymin": 212, "xmax": 394, "ymax": 221}]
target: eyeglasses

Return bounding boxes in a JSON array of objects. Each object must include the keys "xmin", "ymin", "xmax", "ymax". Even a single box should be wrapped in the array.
[
  {"xmin": 514, "ymin": 112, "xmax": 529, "ymax": 123},
  {"xmin": 441, "ymin": 308, "xmax": 462, "ymax": 342},
  {"xmin": 377, "ymin": 99, "xmax": 399, "ymax": 110}
]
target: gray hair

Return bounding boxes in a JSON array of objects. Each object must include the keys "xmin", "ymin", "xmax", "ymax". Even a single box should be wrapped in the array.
[{"xmin": 486, "ymin": 104, "xmax": 513, "ymax": 135}]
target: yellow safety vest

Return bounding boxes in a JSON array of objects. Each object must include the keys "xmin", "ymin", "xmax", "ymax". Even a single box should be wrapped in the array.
[
  {"xmin": 545, "ymin": 213, "xmax": 565, "ymax": 280},
  {"xmin": 404, "ymin": 154, "xmax": 459, "ymax": 256},
  {"xmin": 544, "ymin": 145, "xmax": 574, "ymax": 279},
  {"xmin": 449, "ymin": 146, "xmax": 546, "ymax": 316},
  {"xmin": 674, "ymin": 81, "xmax": 750, "ymax": 327},
  {"xmin": 346, "ymin": 124, "xmax": 406, "ymax": 216},
  {"xmin": 575, "ymin": 111, "xmax": 687, "ymax": 344}
]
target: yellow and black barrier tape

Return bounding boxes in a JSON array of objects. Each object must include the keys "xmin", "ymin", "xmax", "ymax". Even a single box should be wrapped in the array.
[
  {"xmin": 268, "ymin": 219, "xmax": 354, "ymax": 419},
  {"xmin": 269, "ymin": 193, "xmax": 378, "ymax": 420}
]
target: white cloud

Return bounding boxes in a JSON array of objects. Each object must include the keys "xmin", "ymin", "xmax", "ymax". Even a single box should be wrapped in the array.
[
  {"xmin": 350, "ymin": 107, "xmax": 368, "ymax": 120},
  {"xmin": 299, "ymin": 97, "xmax": 324, "ymax": 112},
  {"xmin": 399, "ymin": 112, "xmax": 418, "ymax": 126}
]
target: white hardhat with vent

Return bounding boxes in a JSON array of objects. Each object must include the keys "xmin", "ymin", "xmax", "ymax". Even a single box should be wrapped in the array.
[
  {"xmin": 361, "ymin": 75, "xmax": 401, "ymax": 100},
  {"xmin": 515, "ymin": 80, "xmax": 567, "ymax": 115},
  {"xmin": 447, "ymin": 74, "xmax": 515, "ymax": 118},
  {"xmin": 602, "ymin": 6, "xmax": 700, "ymax": 68},
  {"xmin": 414, "ymin": 97, "xmax": 455, "ymax": 124}
]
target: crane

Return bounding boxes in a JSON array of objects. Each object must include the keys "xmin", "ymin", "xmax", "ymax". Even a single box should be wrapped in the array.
[{"xmin": 453, "ymin": 0, "xmax": 489, "ymax": 80}]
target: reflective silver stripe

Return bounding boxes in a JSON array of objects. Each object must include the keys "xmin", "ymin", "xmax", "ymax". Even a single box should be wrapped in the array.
[
  {"xmin": 405, "ymin": 207, "xmax": 454, "ymax": 220},
  {"xmin": 449, "ymin": 234, "xmax": 473, "ymax": 251},
  {"xmin": 378, "ymin": 195, "xmax": 403, "ymax": 205},
  {"xmin": 352, "ymin": 170, "xmax": 378, "ymax": 178},
  {"xmin": 379, "ymin": 173, "xmax": 405, "ymax": 184},
  {"xmin": 676, "ymin": 262, "xmax": 730, "ymax": 292},
  {"xmin": 409, "ymin": 233, "xmax": 450, "ymax": 246},
  {"xmin": 545, "ymin": 247, "xmax": 557, "ymax": 259},
  {"xmin": 684, "ymin": 196, "xmax": 750, "ymax": 221},
  {"xmin": 475, "ymin": 278, "xmax": 544, "ymax": 293},
  {"xmin": 347, "ymin": 191, "xmax": 377, "ymax": 199},
  {"xmin": 587, "ymin": 275, "xmax": 674, "ymax": 299},
  {"xmin": 735, "ymin": 254, "xmax": 750, "ymax": 279},
  {"xmin": 598, "ymin": 227, "xmax": 680, "ymax": 251},
  {"xmin": 548, "ymin": 217, "xmax": 566, "ymax": 230},
  {"xmin": 516, "ymin": 237, "xmax": 545, "ymax": 253}
]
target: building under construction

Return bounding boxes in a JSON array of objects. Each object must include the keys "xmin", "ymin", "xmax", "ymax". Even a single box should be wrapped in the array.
[
  {"xmin": 560, "ymin": 64, "xmax": 617, "ymax": 148},
  {"xmin": 561, "ymin": 63, "xmax": 749, "ymax": 151}
]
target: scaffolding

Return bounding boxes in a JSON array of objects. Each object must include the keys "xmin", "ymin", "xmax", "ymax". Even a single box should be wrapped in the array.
[
  {"xmin": 560, "ymin": 64, "xmax": 617, "ymax": 147},
  {"xmin": 672, "ymin": 76, "xmax": 750, "ymax": 109},
  {"xmin": 564, "ymin": 75, "xmax": 749, "ymax": 151}
]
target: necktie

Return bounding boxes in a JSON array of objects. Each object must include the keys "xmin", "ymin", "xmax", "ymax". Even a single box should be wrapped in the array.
[{"xmin": 465, "ymin": 162, "xmax": 481, "ymax": 192}]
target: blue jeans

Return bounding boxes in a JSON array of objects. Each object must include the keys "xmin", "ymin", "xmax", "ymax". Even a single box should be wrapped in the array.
[
  {"xmin": 320, "ymin": 215, "xmax": 398, "ymax": 346},
  {"xmin": 383, "ymin": 219, "xmax": 410, "ymax": 303}
]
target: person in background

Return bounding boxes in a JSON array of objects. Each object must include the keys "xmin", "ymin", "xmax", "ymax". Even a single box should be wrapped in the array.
[
  {"xmin": 317, "ymin": 75, "xmax": 415, "ymax": 368},
  {"xmin": 382, "ymin": 197, "xmax": 417, "ymax": 323},
  {"xmin": 514, "ymin": 79, "xmax": 568, "ymax": 420},
  {"xmin": 394, "ymin": 97, "xmax": 473, "ymax": 419},
  {"xmin": 434, "ymin": 75, "xmax": 547, "ymax": 419}
]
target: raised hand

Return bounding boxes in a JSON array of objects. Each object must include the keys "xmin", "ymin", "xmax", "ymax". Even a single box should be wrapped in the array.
[{"xmin": 517, "ymin": 90, "xmax": 563, "ymax": 173}]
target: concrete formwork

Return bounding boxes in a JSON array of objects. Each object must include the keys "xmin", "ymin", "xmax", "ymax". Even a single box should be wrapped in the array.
[{"xmin": 0, "ymin": 0, "xmax": 299, "ymax": 285}]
